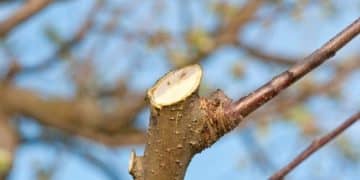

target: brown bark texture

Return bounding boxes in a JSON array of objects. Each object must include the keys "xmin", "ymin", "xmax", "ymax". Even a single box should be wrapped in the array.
[{"xmin": 129, "ymin": 66, "xmax": 241, "ymax": 180}]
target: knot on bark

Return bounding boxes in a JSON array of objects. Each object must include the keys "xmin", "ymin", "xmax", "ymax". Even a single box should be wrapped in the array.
[{"xmin": 199, "ymin": 90, "xmax": 237, "ymax": 149}]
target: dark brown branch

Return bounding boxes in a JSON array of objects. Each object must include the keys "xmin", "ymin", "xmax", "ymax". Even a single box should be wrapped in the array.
[
  {"xmin": 269, "ymin": 111, "xmax": 360, "ymax": 180},
  {"xmin": 229, "ymin": 17, "xmax": 360, "ymax": 118},
  {"xmin": 0, "ymin": 0, "xmax": 52, "ymax": 37}
]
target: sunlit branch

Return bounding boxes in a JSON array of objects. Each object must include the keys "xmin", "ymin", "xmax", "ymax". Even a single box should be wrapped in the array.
[{"xmin": 228, "ymin": 17, "xmax": 360, "ymax": 118}]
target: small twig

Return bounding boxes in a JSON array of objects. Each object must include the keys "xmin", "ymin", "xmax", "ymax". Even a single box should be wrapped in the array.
[
  {"xmin": 229, "ymin": 17, "xmax": 360, "ymax": 117},
  {"xmin": 269, "ymin": 111, "xmax": 360, "ymax": 180}
]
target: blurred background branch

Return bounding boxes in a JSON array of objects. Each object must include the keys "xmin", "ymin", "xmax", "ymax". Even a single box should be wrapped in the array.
[{"xmin": 0, "ymin": 0, "xmax": 53, "ymax": 37}]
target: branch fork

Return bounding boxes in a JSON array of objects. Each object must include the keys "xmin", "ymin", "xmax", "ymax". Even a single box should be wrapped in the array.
[{"xmin": 129, "ymin": 17, "xmax": 360, "ymax": 180}]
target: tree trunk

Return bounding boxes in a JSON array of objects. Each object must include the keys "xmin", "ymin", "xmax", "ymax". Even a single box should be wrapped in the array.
[{"xmin": 129, "ymin": 64, "xmax": 241, "ymax": 180}]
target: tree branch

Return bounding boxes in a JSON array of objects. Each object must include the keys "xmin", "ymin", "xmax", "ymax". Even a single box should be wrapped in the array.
[
  {"xmin": 0, "ymin": 0, "xmax": 53, "ymax": 37},
  {"xmin": 0, "ymin": 85, "xmax": 145, "ymax": 146},
  {"xmin": 228, "ymin": 17, "xmax": 360, "ymax": 118},
  {"xmin": 247, "ymin": 57, "xmax": 360, "ymax": 125},
  {"xmin": 269, "ymin": 111, "xmax": 360, "ymax": 180},
  {"xmin": 129, "ymin": 17, "xmax": 360, "ymax": 180}
]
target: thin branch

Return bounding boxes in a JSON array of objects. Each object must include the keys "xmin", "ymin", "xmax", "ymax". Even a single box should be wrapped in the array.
[
  {"xmin": 0, "ymin": 0, "xmax": 53, "ymax": 37},
  {"xmin": 269, "ymin": 111, "xmax": 360, "ymax": 180},
  {"xmin": 228, "ymin": 17, "xmax": 360, "ymax": 118},
  {"xmin": 247, "ymin": 57, "xmax": 360, "ymax": 125}
]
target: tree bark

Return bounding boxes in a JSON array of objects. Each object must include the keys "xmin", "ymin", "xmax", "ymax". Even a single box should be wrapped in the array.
[{"xmin": 129, "ymin": 65, "xmax": 241, "ymax": 180}]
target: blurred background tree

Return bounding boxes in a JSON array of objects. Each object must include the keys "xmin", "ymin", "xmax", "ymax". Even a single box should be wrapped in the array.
[{"xmin": 0, "ymin": 0, "xmax": 359, "ymax": 179}]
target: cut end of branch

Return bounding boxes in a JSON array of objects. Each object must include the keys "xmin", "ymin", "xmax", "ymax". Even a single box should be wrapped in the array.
[
  {"xmin": 128, "ymin": 150, "xmax": 136, "ymax": 173},
  {"xmin": 128, "ymin": 149, "xmax": 144, "ymax": 179},
  {"xmin": 147, "ymin": 64, "xmax": 202, "ymax": 109}
]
